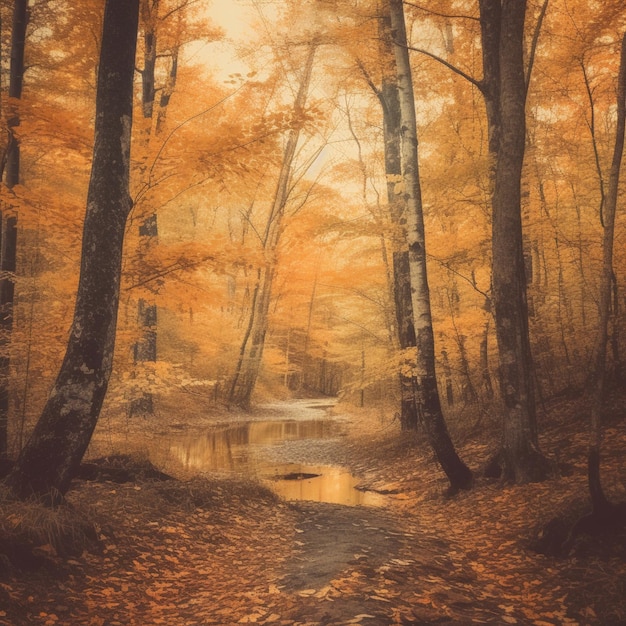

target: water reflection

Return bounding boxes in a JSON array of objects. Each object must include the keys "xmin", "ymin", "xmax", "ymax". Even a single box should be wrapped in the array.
[
  {"xmin": 266, "ymin": 463, "xmax": 384, "ymax": 506},
  {"xmin": 169, "ymin": 419, "xmax": 339, "ymax": 474},
  {"xmin": 166, "ymin": 416, "xmax": 382, "ymax": 506}
]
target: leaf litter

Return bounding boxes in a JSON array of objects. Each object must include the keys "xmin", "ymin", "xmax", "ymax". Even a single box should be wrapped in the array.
[{"xmin": 0, "ymin": 394, "xmax": 625, "ymax": 625}]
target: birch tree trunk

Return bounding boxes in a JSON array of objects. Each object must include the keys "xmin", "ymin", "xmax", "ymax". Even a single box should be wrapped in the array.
[
  {"xmin": 228, "ymin": 44, "xmax": 317, "ymax": 410},
  {"xmin": 4, "ymin": 0, "xmax": 139, "ymax": 502},
  {"xmin": 377, "ymin": 2, "xmax": 419, "ymax": 431},
  {"xmin": 388, "ymin": 0, "xmax": 472, "ymax": 492}
]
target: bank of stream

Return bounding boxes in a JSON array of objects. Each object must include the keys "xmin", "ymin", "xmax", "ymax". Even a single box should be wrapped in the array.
[
  {"xmin": 3, "ymin": 396, "xmax": 626, "ymax": 624},
  {"xmin": 144, "ymin": 398, "xmax": 386, "ymax": 507}
]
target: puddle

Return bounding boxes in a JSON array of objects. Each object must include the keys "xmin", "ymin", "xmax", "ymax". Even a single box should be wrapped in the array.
[
  {"xmin": 168, "ymin": 418, "xmax": 341, "ymax": 474},
  {"xmin": 265, "ymin": 463, "xmax": 384, "ymax": 507},
  {"xmin": 163, "ymin": 406, "xmax": 383, "ymax": 506}
]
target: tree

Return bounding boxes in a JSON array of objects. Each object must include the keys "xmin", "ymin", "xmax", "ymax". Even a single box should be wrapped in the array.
[
  {"xmin": 388, "ymin": 0, "xmax": 472, "ymax": 492},
  {"xmin": 4, "ymin": 0, "xmax": 140, "ymax": 502},
  {"xmin": 228, "ymin": 43, "xmax": 318, "ymax": 410},
  {"xmin": 406, "ymin": 0, "xmax": 551, "ymax": 482},
  {"xmin": 0, "ymin": 0, "xmax": 28, "ymax": 458},
  {"xmin": 483, "ymin": 0, "xmax": 551, "ymax": 482},
  {"xmin": 126, "ymin": 0, "xmax": 222, "ymax": 417},
  {"xmin": 586, "ymin": 32, "xmax": 626, "ymax": 517},
  {"xmin": 368, "ymin": 1, "xmax": 420, "ymax": 430}
]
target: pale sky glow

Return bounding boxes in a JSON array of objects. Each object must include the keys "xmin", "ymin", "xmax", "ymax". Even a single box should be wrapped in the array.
[
  {"xmin": 187, "ymin": 1, "xmax": 255, "ymax": 80},
  {"xmin": 207, "ymin": 1, "xmax": 254, "ymax": 40}
]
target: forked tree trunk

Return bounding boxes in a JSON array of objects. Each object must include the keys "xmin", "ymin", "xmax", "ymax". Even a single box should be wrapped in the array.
[
  {"xmin": 228, "ymin": 44, "xmax": 317, "ymax": 410},
  {"xmin": 0, "ymin": 0, "xmax": 28, "ymax": 458},
  {"xmin": 4, "ymin": 0, "xmax": 139, "ymax": 502},
  {"xmin": 587, "ymin": 32, "xmax": 626, "ymax": 516},
  {"xmin": 388, "ymin": 0, "xmax": 472, "ymax": 492},
  {"xmin": 481, "ymin": 0, "xmax": 550, "ymax": 483}
]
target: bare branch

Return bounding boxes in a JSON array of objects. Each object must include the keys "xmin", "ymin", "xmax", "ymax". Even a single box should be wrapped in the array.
[
  {"xmin": 525, "ymin": 0, "xmax": 550, "ymax": 95},
  {"xmin": 581, "ymin": 57, "xmax": 606, "ymax": 226},
  {"xmin": 403, "ymin": 1, "xmax": 479, "ymax": 22},
  {"xmin": 405, "ymin": 43, "xmax": 483, "ymax": 91}
]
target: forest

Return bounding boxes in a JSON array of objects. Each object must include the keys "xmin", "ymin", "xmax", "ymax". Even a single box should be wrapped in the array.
[{"xmin": 0, "ymin": 0, "xmax": 625, "ymax": 624}]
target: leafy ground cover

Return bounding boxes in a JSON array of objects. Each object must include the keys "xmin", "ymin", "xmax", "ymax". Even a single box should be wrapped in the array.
[{"xmin": 1, "ymin": 393, "xmax": 625, "ymax": 625}]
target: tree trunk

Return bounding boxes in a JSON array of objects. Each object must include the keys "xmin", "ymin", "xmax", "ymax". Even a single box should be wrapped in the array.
[
  {"xmin": 141, "ymin": 0, "xmax": 158, "ymax": 120},
  {"xmin": 388, "ymin": 0, "xmax": 472, "ymax": 492},
  {"xmin": 4, "ymin": 0, "xmax": 139, "ymax": 503},
  {"xmin": 228, "ymin": 44, "xmax": 317, "ymax": 410},
  {"xmin": 377, "ymin": 4, "xmax": 419, "ymax": 430},
  {"xmin": 0, "ymin": 0, "xmax": 28, "ymax": 459},
  {"xmin": 481, "ymin": 0, "xmax": 550, "ymax": 483},
  {"xmin": 479, "ymin": 312, "xmax": 494, "ymax": 401},
  {"xmin": 129, "ymin": 0, "xmax": 171, "ymax": 418},
  {"xmin": 587, "ymin": 32, "xmax": 626, "ymax": 516},
  {"xmin": 156, "ymin": 46, "xmax": 179, "ymax": 134}
]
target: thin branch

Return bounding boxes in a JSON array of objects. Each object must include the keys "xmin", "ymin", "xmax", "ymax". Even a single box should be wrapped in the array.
[
  {"xmin": 332, "ymin": 313, "xmax": 388, "ymax": 343},
  {"xmin": 427, "ymin": 252, "xmax": 491, "ymax": 301},
  {"xmin": 402, "ymin": 1, "xmax": 479, "ymax": 22},
  {"xmin": 581, "ymin": 57, "xmax": 606, "ymax": 226},
  {"xmin": 525, "ymin": 0, "xmax": 550, "ymax": 95},
  {"xmin": 405, "ymin": 44, "xmax": 483, "ymax": 91},
  {"xmin": 355, "ymin": 56, "xmax": 385, "ymax": 104},
  {"xmin": 134, "ymin": 83, "xmax": 247, "ymax": 201},
  {"xmin": 160, "ymin": 0, "xmax": 202, "ymax": 23}
]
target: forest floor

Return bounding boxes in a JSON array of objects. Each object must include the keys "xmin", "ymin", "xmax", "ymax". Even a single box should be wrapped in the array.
[{"xmin": 1, "ymin": 393, "xmax": 626, "ymax": 625}]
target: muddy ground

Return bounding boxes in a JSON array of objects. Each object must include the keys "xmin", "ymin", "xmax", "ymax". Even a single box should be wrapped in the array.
[{"xmin": 1, "ymin": 395, "xmax": 626, "ymax": 625}]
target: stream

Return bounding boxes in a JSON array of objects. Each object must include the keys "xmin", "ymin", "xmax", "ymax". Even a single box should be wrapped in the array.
[{"xmin": 161, "ymin": 399, "xmax": 384, "ymax": 507}]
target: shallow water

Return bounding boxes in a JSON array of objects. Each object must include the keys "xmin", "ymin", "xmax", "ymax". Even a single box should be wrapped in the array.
[{"xmin": 164, "ymin": 401, "xmax": 383, "ymax": 506}]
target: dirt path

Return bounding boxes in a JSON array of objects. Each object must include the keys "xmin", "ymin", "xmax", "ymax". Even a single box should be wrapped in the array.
[
  {"xmin": 280, "ymin": 502, "xmax": 404, "ymax": 625},
  {"xmin": 2, "ymin": 399, "xmax": 626, "ymax": 624},
  {"xmin": 283, "ymin": 502, "xmax": 402, "ymax": 591}
]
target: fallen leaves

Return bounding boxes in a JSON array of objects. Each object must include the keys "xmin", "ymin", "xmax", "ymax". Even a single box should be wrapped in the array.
[{"xmin": 2, "ymin": 403, "xmax": 626, "ymax": 625}]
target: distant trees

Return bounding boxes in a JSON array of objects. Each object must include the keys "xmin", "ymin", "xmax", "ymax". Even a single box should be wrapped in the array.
[
  {"xmin": 4, "ymin": 0, "xmax": 140, "ymax": 501},
  {"xmin": 586, "ymin": 32, "xmax": 626, "ymax": 517},
  {"xmin": 228, "ymin": 43, "xmax": 318, "ymax": 409}
]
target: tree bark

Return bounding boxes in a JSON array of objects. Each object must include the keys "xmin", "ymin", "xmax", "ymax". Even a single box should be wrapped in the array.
[
  {"xmin": 141, "ymin": 0, "xmax": 159, "ymax": 120},
  {"xmin": 587, "ymin": 32, "xmax": 626, "ymax": 516},
  {"xmin": 377, "ymin": 3, "xmax": 419, "ymax": 430},
  {"xmin": 481, "ymin": 0, "xmax": 550, "ymax": 483},
  {"xmin": 388, "ymin": 0, "xmax": 472, "ymax": 492},
  {"xmin": 4, "ymin": 0, "xmax": 139, "ymax": 502},
  {"xmin": 0, "ymin": 0, "xmax": 28, "ymax": 458},
  {"xmin": 129, "ymin": 0, "xmax": 174, "ymax": 418}
]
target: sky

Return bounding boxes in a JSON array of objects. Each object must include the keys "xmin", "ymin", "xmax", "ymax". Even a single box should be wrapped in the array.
[{"xmin": 195, "ymin": 1, "xmax": 255, "ymax": 79}]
